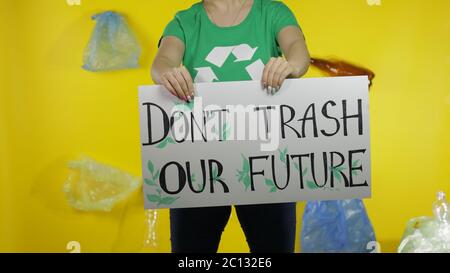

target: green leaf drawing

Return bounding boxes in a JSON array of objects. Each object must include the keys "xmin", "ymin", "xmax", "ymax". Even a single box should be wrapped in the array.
[
  {"xmin": 167, "ymin": 137, "xmax": 176, "ymax": 144},
  {"xmin": 144, "ymin": 178, "xmax": 156, "ymax": 186},
  {"xmin": 264, "ymin": 179, "xmax": 277, "ymax": 193},
  {"xmin": 156, "ymin": 139, "xmax": 168, "ymax": 149},
  {"xmin": 147, "ymin": 194, "xmax": 160, "ymax": 203},
  {"xmin": 301, "ymin": 168, "xmax": 308, "ymax": 178},
  {"xmin": 153, "ymin": 169, "xmax": 160, "ymax": 180},
  {"xmin": 279, "ymin": 151, "xmax": 285, "ymax": 163},
  {"xmin": 155, "ymin": 136, "xmax": 176, "ymax": 149},
  {"xmin": 278, "ymin": 147, "xmax": 288, "ymax": 164},
  {"xmin": 158, "ymin": 196, "xmax": 179, "ymax": 205},
  {"xmin": 243, "ymin": 176, "xmax": 250, "ymax": 190},
  {"xmin": 148, "ymin": 186, "xmax": 180, "ymax": 206},
  {"xmin": 265, "ymin": 178, "xmax": 275, "ymax": 187},
  {"xmin": 352, "ymin": 160, "xmax": 360, "ymax": 176},
  {"xmin": 156, "ymin": 136, "xmax": 176, "ymax": 149},
  {"xmin": 195, "ymin": 184, "xmax": 203, "ymax": 191},
  {"xmin": 241, "ymin": 154, "xmax": 250, "ymax": 172},
  {"xmin": 191, "ymin": 173, "xmax": 203, "ymax": 191},
  {"xmin": 174, "ymin": 101, "xmax": 194, "ymax": 111},
  {"xmin": 333, "ymin": 172, "xmax": 342, "ymax": 182},
  {"xmin": 306, "ymin": 180, "xmax": 319, "ymax": 189},
  {"xmin": 236, "ymin": 171, "xmax": 246, "ymax": 184},
  {"xmin": 145, "ymin": 162, "xmax": 160, "ymax": 186},
  {"xmin": 147, "ymin": 171, "xmax": 181, "ymax": 205},
  {"xmin": 236, "ymin": 155, "xmax": 251, "ymax": 191},
  {"xmin": 210, "ymin": 167, "xmax": 224, "ymax": 183},
  {"xmin": 147, "ymin": 160, "xmax": 154, "ymax": 174},
  {"xmin": 236, "ymin": 171, "xmax": 242, "ymax": 181},
  {"xmin": 222, "ymin": 123, "xmax": 230, "ymax": 140},
  {"xmin": 331, "ymin": 166, "xmax": 346, "ymax": 182},
  {"xmin": 212, "ymin": 166, "xmax": 218, "ymax": 180}
]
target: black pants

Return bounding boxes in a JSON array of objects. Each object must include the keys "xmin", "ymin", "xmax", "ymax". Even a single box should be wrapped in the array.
[{"xmin": 170, "ymin": 202, "xmax": 296, "ymax": 253}]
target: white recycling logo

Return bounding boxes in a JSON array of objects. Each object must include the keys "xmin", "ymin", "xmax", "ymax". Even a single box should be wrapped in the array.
[{"xmin": 194, "ymin": 44, "xmax": 264, "ymax": 83}]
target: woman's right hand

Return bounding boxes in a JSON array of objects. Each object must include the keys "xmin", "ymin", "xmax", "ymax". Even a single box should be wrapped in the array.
[{"xmin": 160, "ymin": 66, "xmax": 195, "ymax": 102}]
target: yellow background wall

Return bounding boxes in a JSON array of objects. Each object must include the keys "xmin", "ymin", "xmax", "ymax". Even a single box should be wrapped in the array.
[{"xmin": 0, "ymin": 0, "xmax": 449, "ymax": 253}]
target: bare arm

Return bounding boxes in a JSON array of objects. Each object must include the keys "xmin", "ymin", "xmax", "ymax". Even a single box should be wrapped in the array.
[
  {"xmin": 262, "ymin": 26, "xmax": 310, "ymax": 93},
  {"xmin": 277, "ymin": 26, "xmax": 310, "ymax": 78},
  {"xmin": 151, "ymin": 36, "xmax": 194, "ymax": 102}
]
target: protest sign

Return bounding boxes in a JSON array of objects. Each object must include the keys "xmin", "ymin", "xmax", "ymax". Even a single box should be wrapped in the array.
[{"xmin": 138, "ymin": 76, "xmax": 371, "ymax": 209}]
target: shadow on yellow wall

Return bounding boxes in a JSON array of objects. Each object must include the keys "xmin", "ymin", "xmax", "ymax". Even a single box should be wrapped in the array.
[{"xmin": 1, "ymin": 0, "xmax": 449, "ymax": 253}]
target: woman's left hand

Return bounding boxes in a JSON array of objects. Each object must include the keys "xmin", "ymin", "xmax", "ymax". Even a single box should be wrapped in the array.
[{"xmin": 262, "ymin": 57, "xmax": 298, "ymax": 94}]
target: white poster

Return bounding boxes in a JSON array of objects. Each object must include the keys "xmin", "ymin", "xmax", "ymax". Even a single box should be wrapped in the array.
[{"xmin": 138, "ymin": 76, "xmax": 371, "ymax": 209}]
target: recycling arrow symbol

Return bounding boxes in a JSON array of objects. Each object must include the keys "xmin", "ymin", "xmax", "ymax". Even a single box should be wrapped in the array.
[
  {"xmin": 231, "ymin": 44, "xmax": 258, "ymax": 62},
  {"xmin": 194, "ymin": 44, "xmax": 263, "ymax": 83},
  {"xmin": 206, "ymin": 44, "xmax": 258, "ymax": 68},
  {"xmin": 194, "ymin": 67, "xmax": 219, "ymax": 83}
]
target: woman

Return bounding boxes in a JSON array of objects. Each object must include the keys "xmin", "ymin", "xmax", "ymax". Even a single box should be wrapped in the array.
[{"xmin": 151, "ymin": 0, "xmax": 310, "ymax": 253}]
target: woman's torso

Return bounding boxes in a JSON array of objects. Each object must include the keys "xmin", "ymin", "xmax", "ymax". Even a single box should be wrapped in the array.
[{"xmin": 173, "ymin": 0, "xmax": 289, "ymax": 83}]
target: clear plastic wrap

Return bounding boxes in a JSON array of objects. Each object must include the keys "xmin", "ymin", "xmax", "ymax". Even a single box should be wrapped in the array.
[
  {"xmin": 143, "ymin": 209, "xmax": 159, "ymax": 249},
  {"xmin": 63, "ymin": 156, "xmax": 141, "ymax": 212},
  {"xmin": 398, "ymin": 191, "xmax": 450, "ymax": 253},
  {"xmin": 82, "ymin": 11, "xmax": 141, "ymax": 71},
  {"xmin": 300, "ymin": 199, "xmax": 376, "ymax": 253}
]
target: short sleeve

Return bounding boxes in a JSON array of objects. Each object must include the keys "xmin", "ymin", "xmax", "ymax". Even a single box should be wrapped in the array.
[
  {"xmin": 158, "ymin": 16, "xmax": 185, "ymax": 47},
  {"xmin": 270, "ymin": 1, "xmax": 300, "ymax": 37}
]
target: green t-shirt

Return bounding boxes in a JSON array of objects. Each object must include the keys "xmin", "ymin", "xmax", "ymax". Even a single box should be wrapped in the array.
[{"xmin": 161, "ymin": 0, "xmax": 300, "ymax": 83}]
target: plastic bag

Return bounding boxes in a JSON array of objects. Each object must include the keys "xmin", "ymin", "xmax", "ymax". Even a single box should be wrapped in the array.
[
  {"xmin": 398, "ymin": 191, "xmax": 450, "ymax": 253},
  {"xmin": 63, "ymin": 156, "xmax": 141, "ymax": 212},
  {"xmin": 301, "ymin": 199, "xmax": 376, "ymax": 253},
  {"xmin": 310, "ymin": 57, "xmax": 375, "ymax": 86},
  {"xmin": 143, "ymin": 209, "xmax": 159, "ymax": 250},
  {"xmin": 82, "ymin": 11, "xmax": 141, "ymax": 71}
]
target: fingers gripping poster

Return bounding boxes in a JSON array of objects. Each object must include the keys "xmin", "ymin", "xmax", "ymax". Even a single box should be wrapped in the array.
[{"xmin": 138, "ymin": 76, "xmax": 371, "ymax": 209}]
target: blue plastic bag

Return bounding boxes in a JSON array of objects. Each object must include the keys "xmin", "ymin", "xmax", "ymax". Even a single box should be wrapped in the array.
[
  {"xmin": 83, "ymin": 11, "xmax": 141, "ymax": 72},
  {"xmin": 300, "ymin": 199, "xmax": 376, "ymax": 253}
]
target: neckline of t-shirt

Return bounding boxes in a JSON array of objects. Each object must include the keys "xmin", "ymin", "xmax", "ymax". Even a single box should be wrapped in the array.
[{"xmin": 201, "ymin": 0, "xmax": 256, "ymax": 31}]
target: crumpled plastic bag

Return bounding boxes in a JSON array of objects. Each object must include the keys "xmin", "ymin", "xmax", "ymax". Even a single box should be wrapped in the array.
[
  {"xmin": 82, "ymin": 11, "xmax": 141, "ymax": 71},
  {"xmin": 63, "ymin": 156, "xmax": 141, "ymax": 212},
  {"xmin": 301, "ymin": 199, "xmax": 376, "ymax": 253},
  {"xmin": 398, "ymin": 191, "xmax": 450, "ymax": 253}
]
